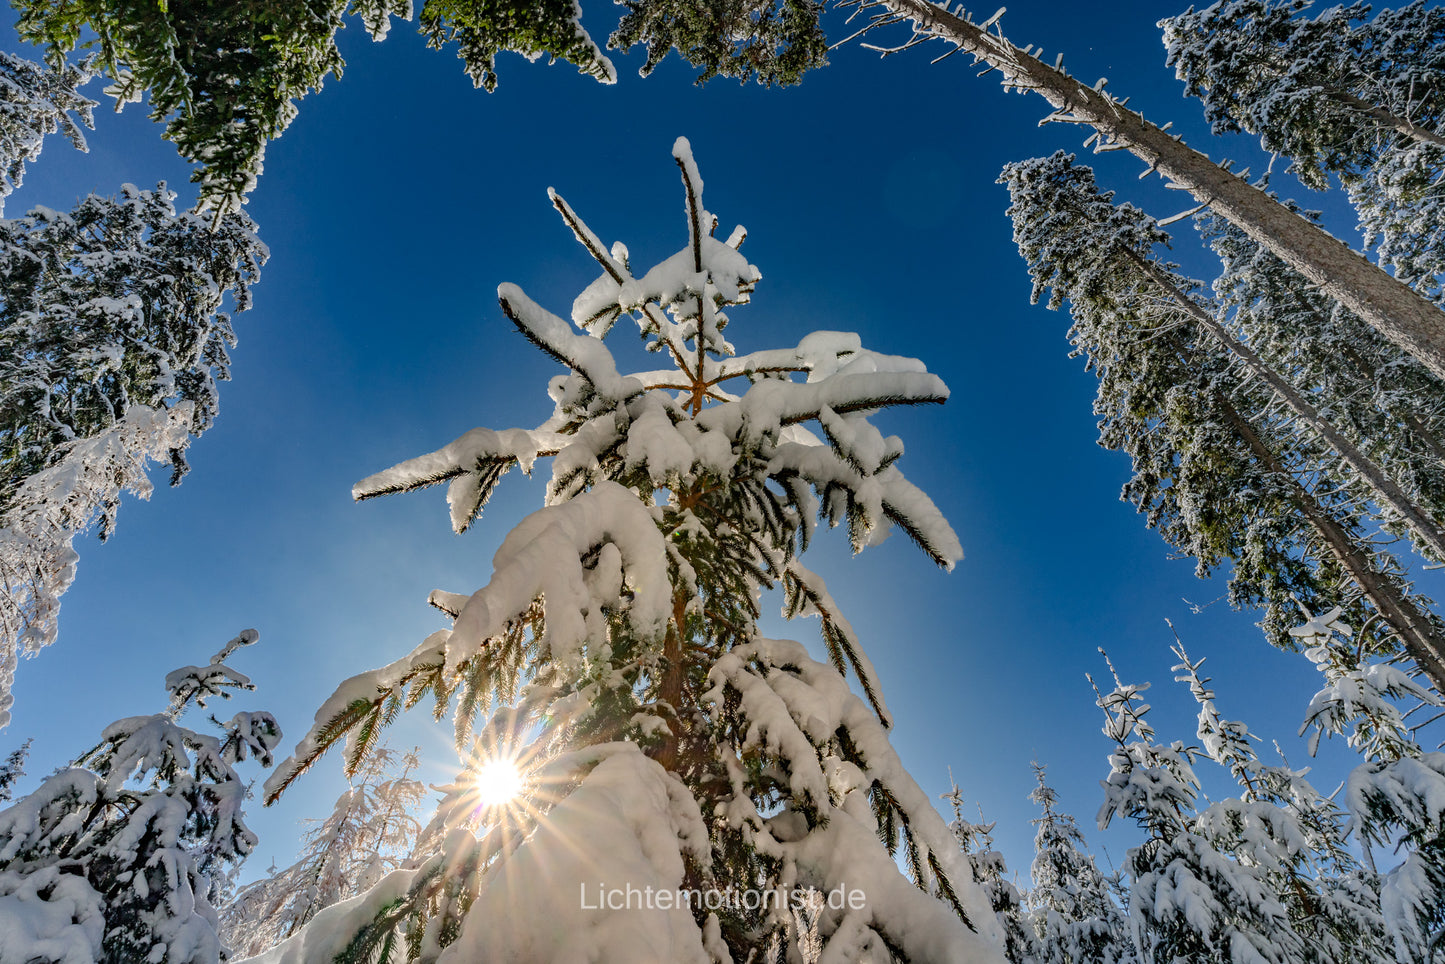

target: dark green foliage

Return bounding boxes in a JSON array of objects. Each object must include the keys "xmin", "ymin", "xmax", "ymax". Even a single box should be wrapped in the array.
[
  {"xmin": 10, "ymin": 0, "xmax": 611, "ymax": 214},
  {"xmin": 12, "ymin": 0, "xmax": 831, "ymax": 214},
  {"xmin": 15, "ymin": 0, "xmax": 372, "ymax": 214},
  {"xmin": 611, "ymin": 0, "xmax": 829, "ymax": 85},
  {"xmin": 420, "ymin": 0, "xmax": 615, "ymax": 91},
  {"xmin": 999, "ymin": 152, "xmax": 1439, "ymax": 657}
]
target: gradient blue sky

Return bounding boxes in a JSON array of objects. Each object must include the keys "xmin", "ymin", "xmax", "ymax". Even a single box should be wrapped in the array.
[{"xmin": 3, "ymin": 1, "xmax": 1428, "ymax": 881}]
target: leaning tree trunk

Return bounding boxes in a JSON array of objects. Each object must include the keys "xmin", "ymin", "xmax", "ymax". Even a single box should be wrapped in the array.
[
  {"xmin": 1218, "ymin": 396, "xmax": 1445, "ymax": 691},
  {"xmin": 1117, "ymin": 245, "xmax": 1445, "ymax": 563},
  {"xmin": 1330, "ymin": 88, "xmax": 1445, "ymax": 152},
  {"xmin": 877, "ymin": 0, "xmax": 1445, "ymax": 381}
]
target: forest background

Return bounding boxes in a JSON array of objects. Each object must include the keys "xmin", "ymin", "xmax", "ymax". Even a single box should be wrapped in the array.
[{"xmin": 0, "ymin": 0, "xmax": 1414, "ymax": 884}]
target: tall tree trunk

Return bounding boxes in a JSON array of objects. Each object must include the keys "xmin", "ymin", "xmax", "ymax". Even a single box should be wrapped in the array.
[
  {"xmin": 1330, "ymin": 89, "xmax": 1445, "ymax": 151},
  {"xmin": 878, "ymin": 0, "xmax": 1445, "ymax": 381},
  {"xmin": 1218, "ymin": 396, "xmax": 1445, "ymax": 691},
  {"xmin": 1117, "ymin": 245, "xmax": 1445, "ymax": 562},
  {"xmin": 656, "ymin": 592, "xmax": 689, "ymax": 771}
]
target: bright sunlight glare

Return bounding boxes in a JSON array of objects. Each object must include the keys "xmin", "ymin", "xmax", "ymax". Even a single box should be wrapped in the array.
[{"xmin": 473, "ymin": 757, "xmax": 524, "ymax": 807}]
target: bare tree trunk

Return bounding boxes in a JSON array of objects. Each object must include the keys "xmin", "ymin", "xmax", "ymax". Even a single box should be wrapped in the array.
[
  {"xmin": 878, "ymin": 0, "xmax": 1445, "ymax": 381},
  {"xmin": 1118, "ymin": 245, "xmax": 1445, "ymax": 562},
  {"xmin": 1219, "ymin": 397, "xmax": 1445, "ymax": 691},
  {"xmin": 1331, "ymin": 89, "xmax": 1445, "ymax": 151}
]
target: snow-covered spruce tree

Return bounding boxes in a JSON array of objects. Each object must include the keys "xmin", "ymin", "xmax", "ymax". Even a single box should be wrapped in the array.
[
  {"xmin": 0, "ymin": 739, "xmax": 30, "ymax": 804},
  {"xmin": 830, "ymin": 0, "xmax": 1445, "ymax": 383},
  {"xmin": 219, "ymin": 744, "xmax": 426, "ymax": 959},
  {"xmin": 943, "ymin": 780, "xmax": 1038, "ymax": 964},
  {"xmin": 0, "ymin": 50, "xmax": 94, "ymax": 211},
  {"xmin": 1293, "ymin": 606, "xmax": 1445, "ymax": 960},
  {"xmin": 0, "ymin": 183, "xmax": 265, "ymax": 725},
  {"xmin": 258, "ymin": 139, "xmax": 1003, "ymax": 964},
  {"xmin": 1000, "ymin": 152, "xmax": 1445, "ymax": 568},
  {"xmin": 0, "ymin": 629, "xmax": 281, "ymax": 964},
  {"xmin": 1169, "ymin": 633, "xmax": 1394, "ymax": 963},
  {"xmin": 999, "ymin": 150, "xmax": 1445, "ymax": 689},
  {"xmin": 1025, "ymin": 762, "xmax": 1134, "ymax": 964},
  {"xmin": 1161, "ymin": 0, "xmax": 1445, "ymax": 302},
  {"xmin": 1092, "ymin": 654, "xmax": 1310, "ymax": 964}
]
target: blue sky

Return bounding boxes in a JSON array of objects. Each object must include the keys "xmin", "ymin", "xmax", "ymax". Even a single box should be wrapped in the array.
[{"xmin": 2, "ymin": 0, "xmax": 1429, "ymax": 882}]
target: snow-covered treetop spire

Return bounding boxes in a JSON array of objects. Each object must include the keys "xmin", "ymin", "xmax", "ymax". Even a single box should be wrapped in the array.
[
  {"xmin": 274, "ymin": 137, "xmax": 963, "ymax": 791},
  {"xmin": 1169, "ymin": 629, "xmax": 1264, "ymax": 798},
  {"xmin": 273, "ymin": 137, "xmax": 971, "ymax": 792},
  {"xmin": 1091, "ymin": 649, "xmax": 1201, "ymax": 840},
  {"xmin": 259, "ymin": 142, "xmax": 994, "ymax": 964},
  {"xmin": 1292, "ymin": 606, "xmax": 1438, "ymax": 763}
]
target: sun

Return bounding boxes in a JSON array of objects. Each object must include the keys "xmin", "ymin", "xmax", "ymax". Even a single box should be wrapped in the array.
[{"xmin": 473, "ymin": 756, "xmax": 524, "ymax": 807}]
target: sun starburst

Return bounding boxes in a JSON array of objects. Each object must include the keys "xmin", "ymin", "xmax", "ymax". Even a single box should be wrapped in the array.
[{"xmin": 473, "ymin": 756, "xmax": 524, "ymax": 807}]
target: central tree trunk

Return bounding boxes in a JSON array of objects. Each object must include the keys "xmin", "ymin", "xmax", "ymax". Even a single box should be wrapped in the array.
[{"xmin": 656, "ymin": 592, "xmax": 689, "ymax": 770}]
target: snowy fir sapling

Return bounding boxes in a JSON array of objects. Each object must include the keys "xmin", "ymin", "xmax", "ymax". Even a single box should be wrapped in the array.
[
  {"xmin": 942, "ymin": 780, "xmax": 1038, "ymax": 964},
  {"xmin": 1012, "ymin": 618, "xmax": 1445, "ymax": 964},
  {"xmin": 0, "ymin": 185, "xmax": 266, "ymax": 728},
  {"xmin": 219, "ymin": 743, "xmax": 425, "ymax": 959},
  {"xmin": 1092, "ymin": 649, "xmax": 1317, "ymax": 964},
  {"xmin": 1292, "ymin": 607, "xmax": 1445, "ymax": 961},
  {"xmin": 928, "ymin": 615, "xmax": 1445, "ymax": 964},
  {"xmin": 1023, "ymin": 762, "xmax": 1131, "ymax": 964},
  {"xmin": 1169, "ymin": 629, "xmax": 1396, "ymax": 964},
  {"xmin": 0, "ymin": 629, "xmax": 281, "ymax": 964},
  {"xmin": 259, "ymin": 139, "xmax": 1004, "ymax": 963}
]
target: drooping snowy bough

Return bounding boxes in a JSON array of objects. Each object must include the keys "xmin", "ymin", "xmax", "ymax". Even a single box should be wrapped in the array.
[
  {"xmin": 259, "ymin": 140, "xmax": 1003, "ymax": 963},
  {"xmin": 0, "ymin": 185, "xmax": 266, "ymax": 728}
]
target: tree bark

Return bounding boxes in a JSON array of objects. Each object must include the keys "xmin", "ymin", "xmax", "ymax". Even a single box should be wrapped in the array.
[{"xmin": 880, "ymin": 0, "xmax": 1445, "ymax": 381}]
